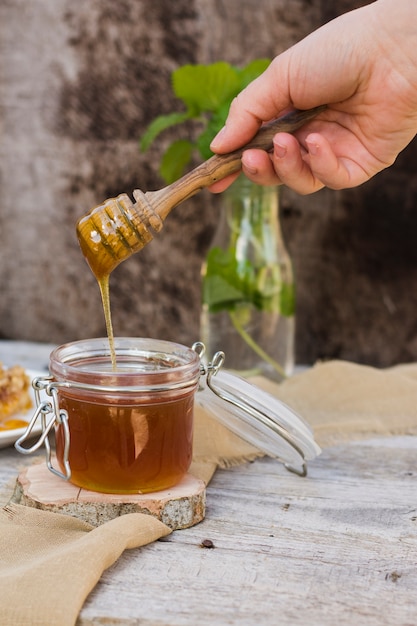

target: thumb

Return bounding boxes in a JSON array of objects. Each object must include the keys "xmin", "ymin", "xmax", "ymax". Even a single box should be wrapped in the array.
[{"xmin": 210, "ymin": 57, "xmax": 293, "ymax": 154}]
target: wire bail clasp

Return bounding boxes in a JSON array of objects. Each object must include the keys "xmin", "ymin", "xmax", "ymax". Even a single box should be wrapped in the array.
[
  {"xmin": 191, "ymin": 342, "xmax": 307, "ymax": 477},
  {"xmin": 15, "ymin": 375, "xmax": 71, "ymax": 481}
]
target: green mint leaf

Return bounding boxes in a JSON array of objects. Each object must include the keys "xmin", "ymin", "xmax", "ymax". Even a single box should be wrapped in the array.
[
  {"xmin": 203, "ymin": 274, "xmax": 247, "ymax": 313},
  {"xmin": 202, "ymin": 247, "xmax": 247, "ymax": 312},
  {"xmin": 203, "ymin": 244, "xmax": 293, "ymax": 315},
  {"xmin": 252, "ymin": 289, "xmax": 280, "ymax": 313},
  {"xmin": 236, "ymin": 59, "xmax": 270, "ymax": 90},
  {"xmin": 160, "ymin": 140, "xmax": 193, "ymax": 183},
  {"xmin": 172, "ymin": 62, "xmax": 239, "ymax": 114},
  {"xmin": 140, "ymin": 112, "xmax": 191, "ymax": 152},
  {"xmin": 140, "ymin": 59, "xmax": 272, "ymax": 181},
  {"xmin": 196, "ymin": 106, "xmax": 231, "ymax": 159},
  {"xmin": 279, "ymin": 282, "xmax": 296, "ymax": 317},
  {"xmin": 203, "ymin": 246, "xmax": 283, "ymax": 314},
  {"xmin": 196, "ymin": 125, "xmax": 216, "ymax": 161}
]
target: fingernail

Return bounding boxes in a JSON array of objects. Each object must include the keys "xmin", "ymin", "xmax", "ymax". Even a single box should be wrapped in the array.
[
  {"xmin": 273, "ymin": 139, "xmax": 287, "ymax": 159},
  {"xmin": 243, "ymin": 162, "xmax": 258, "ymax": 175},
  {"xmin": 306, "ymin": 138, "xmax": 319, "ymax": 156},
  {"xmin": 210, "ymin": 126, "xmax": 226, "ymax": 150}
]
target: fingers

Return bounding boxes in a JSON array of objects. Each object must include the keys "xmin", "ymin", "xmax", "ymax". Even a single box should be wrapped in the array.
[
  {"xmin": 208, "ymin": 172, "xmax": 240, "ymax": 194},
  {"xmin": 209, "ymin": 95, "xmax": 263, "ymax": 154},
  {"xmin": 241, "ymin": 150, "xmax": 280, "ymax": 186},
  {"xmin": 271, "ymin": 132, "xmax": 326, "ymax": 194},
  {"xmin": 210, "ymin": 58, "xmax": 294, "ymax": 155},
  {"xmin": 238, "ymin": 132, "xmax": 368, "ymax": 195},
  {"xmin": 299, "ymin": 132, "xmax": 369, "ymax": 190},
  {"xmin": 210, "ymin": 127, "xmax": 373, "ymax": 196},
  {"xmin": 240, "ymin": 134, "xmax": 325, "ymax": 194}
]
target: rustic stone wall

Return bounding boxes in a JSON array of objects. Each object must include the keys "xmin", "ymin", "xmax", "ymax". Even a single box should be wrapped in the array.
[{"xmin": 1, "ymin": 0, "xmax": 417, "ymax": 367}]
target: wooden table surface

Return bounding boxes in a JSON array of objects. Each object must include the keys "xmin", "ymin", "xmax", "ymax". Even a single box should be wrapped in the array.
[{"xmin": 1, "ymin": 341, "xmax": 417, "ymax": 626}]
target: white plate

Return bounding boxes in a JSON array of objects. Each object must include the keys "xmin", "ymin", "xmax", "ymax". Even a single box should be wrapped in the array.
[{"xmin": 0, "ymin": 369, "xmax": 46, "ymax": 450}]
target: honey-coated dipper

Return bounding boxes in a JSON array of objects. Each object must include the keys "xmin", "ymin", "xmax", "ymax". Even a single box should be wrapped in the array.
[{"xmin": 76, "ymin": 105, "xmax": 326, "ymax": 279}]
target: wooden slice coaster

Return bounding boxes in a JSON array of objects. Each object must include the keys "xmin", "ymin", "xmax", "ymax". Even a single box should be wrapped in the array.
[{"xmin": 13, "ymin": 462, "xmax": 206, "ymax": 530}]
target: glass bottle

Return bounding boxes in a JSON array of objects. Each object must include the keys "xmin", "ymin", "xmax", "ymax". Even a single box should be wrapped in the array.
[{"xmin": 200, "ymin": 176, "xmax": 295, "ymax": 381}]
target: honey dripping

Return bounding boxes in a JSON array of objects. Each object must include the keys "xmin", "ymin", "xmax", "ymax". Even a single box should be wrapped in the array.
[
  {"xmin": 76, "ymin": 192, "xmax": 163, "ymax": 370},
  {"xmin": 76, "ymin": 195, "xmax": 138, "ymax": 370},
  {"xmin": 97, "ymin": 276, "xmax": 116, "ymax": 370}
]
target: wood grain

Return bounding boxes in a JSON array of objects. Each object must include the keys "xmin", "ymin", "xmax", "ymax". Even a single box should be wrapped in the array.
[
  {"xmin": 13, "ymin": 464, "xmax": 206, "ymax": 530},
  {"xmin": 1, "ymin": 436, "xmax": 417, "ymax": 625}
]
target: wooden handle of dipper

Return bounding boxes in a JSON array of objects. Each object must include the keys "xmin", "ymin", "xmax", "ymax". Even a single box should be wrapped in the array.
[{"xmin": 145, "ymin": 105, "xmax": 326, "ymax": 220}]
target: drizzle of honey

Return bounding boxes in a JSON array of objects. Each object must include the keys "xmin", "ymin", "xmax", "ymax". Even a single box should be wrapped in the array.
[
  {"xmin": 76, "ymin": 210, "xmax": 119, "ymax": 369},
  {"xmin": 98, "ymin": 276, "xmax": 116, "ymax": 370}
]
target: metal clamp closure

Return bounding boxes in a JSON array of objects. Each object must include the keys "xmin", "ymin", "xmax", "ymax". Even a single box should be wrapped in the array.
[
  {"xmin": 15, "ymin": 375, "xmax": 71, "ymax": 481},
  {"xmin": 192, "ymin": 342, "xmax": 307, "ymax": 477}
]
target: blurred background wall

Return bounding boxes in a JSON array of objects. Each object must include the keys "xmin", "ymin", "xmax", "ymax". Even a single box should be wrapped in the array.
[{"xmin": 1, "ymin": 0, "xmax": 417, "ymax": 367}]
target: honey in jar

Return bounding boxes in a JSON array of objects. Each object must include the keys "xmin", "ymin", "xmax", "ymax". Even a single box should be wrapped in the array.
[{"xmin": 49, "ymin": 337, "xmax": 200, "ymax": 494}]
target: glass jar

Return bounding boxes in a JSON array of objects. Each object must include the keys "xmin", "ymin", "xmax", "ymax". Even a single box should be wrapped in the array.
[
  {"xmin": 31, "ymin": 338, "xmax": 200, "ymax": 494},
  {"xmin": 201, "ymin": 177, "xmax": 295, "ymax": 381},
  {"xmin": 16, "ymin": 339, "xmax": 322, "ymax": 489}
]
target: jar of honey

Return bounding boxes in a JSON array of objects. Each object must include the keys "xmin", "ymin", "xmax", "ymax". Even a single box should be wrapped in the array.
[
  {"xmin": 21, "ymin": 337, "xmax": 201, "ymax": 494},
  {"xmin": 16, "ymin": 339, "xmax": 322, "ymax": 491}
]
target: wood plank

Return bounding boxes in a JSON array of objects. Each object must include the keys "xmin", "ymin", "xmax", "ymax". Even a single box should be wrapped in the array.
[
  {"xmin": 1, "ymin": 436, "xmax": 417, "ymax": 625},
  {"xmin": 76, "ymin": 436, "xmax": 417, "ymax": 625}
]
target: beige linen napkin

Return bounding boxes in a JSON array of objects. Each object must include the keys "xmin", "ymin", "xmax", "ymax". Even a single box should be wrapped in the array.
[
  {"xmin": 0, "ymin": 505, "xmax": 170, "ymax": 626},
  {"xmin": 2, "ymin": 359, "xmax": 417, "ymax": 625},
  {"xmin": 0, "ymin": 390, "xmax": 264, "ymax": 626},
  {"xmin": 251, "ymin": 360, "xmax": 417, "ymax": 447}
]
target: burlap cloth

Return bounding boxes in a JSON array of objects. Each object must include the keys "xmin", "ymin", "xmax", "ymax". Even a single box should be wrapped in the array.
[{"xmin": 2, "ymin": 359, "xmax": 417, "ymax": 625}]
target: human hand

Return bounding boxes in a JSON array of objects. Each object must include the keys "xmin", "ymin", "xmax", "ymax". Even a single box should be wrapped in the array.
[{"xmin": 210, "ymin": 0, "xmax": 417, "ymax": 195}]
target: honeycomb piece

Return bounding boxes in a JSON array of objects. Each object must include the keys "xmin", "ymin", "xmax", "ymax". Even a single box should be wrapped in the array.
[{"xmin": 0, "ymin": 363, "xmax": 32, "ymax": 424}]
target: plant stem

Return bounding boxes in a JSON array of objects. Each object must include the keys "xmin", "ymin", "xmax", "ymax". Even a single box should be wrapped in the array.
[{"xmin": 229, "ymin": 310, "xmax": 287, "ymax": 379}]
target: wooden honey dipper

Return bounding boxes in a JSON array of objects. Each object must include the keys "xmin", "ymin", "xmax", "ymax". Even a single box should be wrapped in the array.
[{"xmin": 76, "ymin": 105, "xmax": 326, "ymax": 279}]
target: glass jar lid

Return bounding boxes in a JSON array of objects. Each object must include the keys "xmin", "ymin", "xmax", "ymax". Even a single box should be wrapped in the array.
[{"xmin": 195, "ymin": 348, "xmax": 321, "ymax": 476}]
